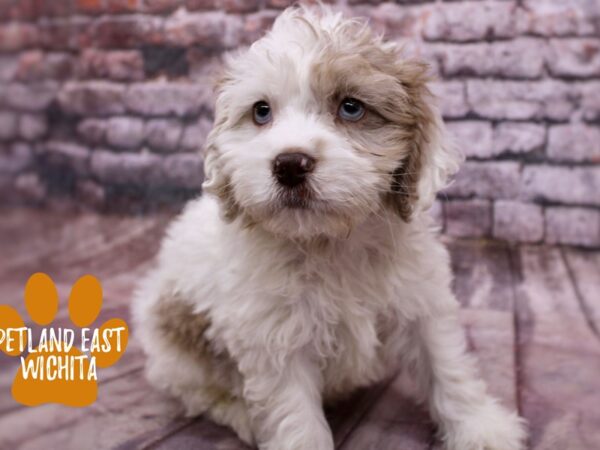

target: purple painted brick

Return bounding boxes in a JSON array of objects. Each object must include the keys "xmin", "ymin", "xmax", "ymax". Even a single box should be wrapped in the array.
[
  {"xmin": 493, "ymin": 200, "xmax": 544, "ymax": 243},
  {"xmin": 0, "ymin": 142, "xmax": 33, "ymax": 174},
  {"xmin": 546, "ymin": 207, "xmax": 600, "ymax": 248},
  {"xmin": 444, "ymin": 199, "xmax": 492, "ymax": 238},
  {"xmin": 90, "ymin": 150, "xmax": 164, "ymax": 185},
  {"xmin": 493, "ymin": 123, "xmax": 546, "ymax": 155},
  {"xmin": 547, "ymin": 124, "xmax": 600, "ymax": 163},
  {"xmin": 436, "ymin": 39, "xmax": 545, "ymax": 79},
  {"xmin": 522, "ymin": 0, "xmax": 600, "ymax": 37},
  {"xmin": 0, "ymin": 111, "xmax": 18, "ymax": 140},
  {"xmin": 4, "ymin": 82, "xmax": 58, "ymax": 112},
  {"xmin": 145, "ymin": 119, "xmax": 183, "ymax": 152},
  {"xmin": 106, "ymin": 116, "xmax": 145, "ymax": 150},
  {"xmin": 547, "ymin": 39, "xmax": 600, "ymax": 78},
  {"xmin": 126, "ymin": 81, "xmax": 211, "ymax": 117},
  {"xmin": 522, "ymin": 166, "xmax": 600, "ymax": 207},
  {"xmin": 43, "ymin": 141, "xmax": 91, "ymax": 176},
  {"xmin": 430, "ymin": 81, "xmax": 468, "ymax": 119},
  {"xmin": 446, "ymin": 121, "xmax": 493, "ymax": 159},
  {"xmin": 444, "ymin": 161, "xmax": 521, "ymax": 200},
  {"xmin": 19, "ymin": 114, "xmax": 47, "ymax": 141},
  {"xmin": 467, "ymin": 80, "xmax": 575, "ymax": 121},
  {"xmin": 162, "ymin": 153, "xmax": 204, "ymax": 190},
  {"xmin": 423, "ymin": 2, "xmax": 521, "ymax": 42},
  {"xmin": 58, "ymin": 81, "xmax": 126, "ymax": 116}
]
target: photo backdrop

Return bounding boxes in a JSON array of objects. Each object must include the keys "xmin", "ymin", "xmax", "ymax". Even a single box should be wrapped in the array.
[{"xmin": 0, "ymin": 0, "xmax": 599, "ymax": 247}]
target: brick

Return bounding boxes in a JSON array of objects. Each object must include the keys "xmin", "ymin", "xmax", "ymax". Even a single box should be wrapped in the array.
[
  {"xmin": 265, "ymin": 0, "xmax": 294, "ymax": 9},
  {"xmin": 444, "ymin": 199, "xmax": 492, "ymax": 238},
  {"xmin": 19, "ymin": 114, "xmax": 48, "ymax": 141},
  {"xmin": 522, "ymin": 0, "xmax": 600, "ymax": 37},
  {"xmin": 547, "ymin": 39, "xmax": 600, "ymax": 78},
  {"xmin": 579, "ymin": 82, "xmax": 600, "ymax": 122},
  {"xmin": 436, "ymin": 39, "xmax": 545, "ymax": 79},
  {"xmin": 90, "ymin": 150, "xmax": 163, "ymax": 185},
  {"xmin": 75, "ymin": 179, "xmax": 106, "ymax": 210},
  {"xmin": 140, "ymin": 0, "xmax": 181, "ymax": 13},
  {"xmin": 145, "ymin": 119, "xmax": 183, "ymax": 152},
  {"xmin": 243, "ymin": 10, "xmax": 279, "ymax": 44},
  {"xmin": 423, "ymin": 2, "xmax": 522, "ymax": 42},
  {"xmin": 467, "ymin": 80, "xmax": 575, "ymax": 121},
  {"xmin": 106, "ymin": 117, "xmax": 145, "ymax": 149},
  {"xmin": 0, "ymin": 23, "xmax": 38, "ymax": 51},
  {"xmin": 221, "ymin": 0, "xmax": 259, "ymax": 13},
  {"xmin": 181, "ymin": 117, "xmax": 212, "ymax": 151},
  {"xmin": 0, "ymin": 0, "xmax": 41, "ymax": 21},
  {"xmin": 164, "ymin": 10, "xmax": 243, "ymax": 48},
  {"xmin": 546, "ymin": 207, "xmax": 600, "ymax": 248},
  {"xmin": 0, "ymin": 143, "xmax": 34, "ymax": 175},
  {"xmin": 444, "ymin": 161, "xmax": 521, "ymax": 200},
  {"xmin": 106, "ymin": 0, "xmax": 140, "ymax": 13},
  {"xmin": 446, "ymin": 121, "xmax": 493, "ymax": 159},
  {"xmin": 185, "ymin": 0, "xmax": 219, "ymax": 10},
  {"xmin": 92, "ymin": 15, "xmax": 164, "ymax": 48},
  {"xmin": 4, "ymin": 82, "xmax": 58, "ymax": 112},
  {"xmin": 430, "ymin": 81, "xmax": 468, "ymax": 119},
  {"xmin": 493, "ymin": 123, "xmax": 546, "ymax": 155},
  {"xmin": 77, "ymin": 49, "xmax": 144, "ymax": 81},
  {"xmin": 126, "ymin": 81, "xmax": 211, "ymax": 117},
  {"xmin": 0, "ymin": 111, "xmax": 18, "ymax": 140},
  {"xmin": 187, "ymin": 50, "xmax": 223, "ymax": 81},
  {"xmin": 547, "ymin": 124, "xmax": 600, "ymax": 163},
  {"xmin": 15, "ymin": 51, "xmax": 74, "ymax": 82},
  {"xmin": 77, "ymin": 118, "xmax": 108, "ymax": 145},
  {"xmin": 493, "ymin": 200, "xmax": 544, "ymax": 243},
  {"xmin": 58, "ymin": 81, "xmax": 126, "ymax": 116},
  {"xmin": 42, "ymin": 141, "xmax": 91, "ymax": 176},
  {"xmin": 162, "ymin": 153, "xmax": 204, "ymax": 190},
  {"xmin": 15, "ymin": 173, "xmax": 46, "ymax": 203},
  {"xmin": 38, "ymin": 17, "xmax": 92, "ymax": 51},
  {"xmin": 368, "ymin": 3, "xmax": 426, "ymax": 39},
  {"xmin": 76, "ymin": 0, "xmax": 105, "ymax": 15},
  {"xmin": 522, "ymin": 166, "xmax": 600, "ymax": 207},
  {"xmin": 0, "ymin": 56, "xmax": 18, "ymax": 82}
]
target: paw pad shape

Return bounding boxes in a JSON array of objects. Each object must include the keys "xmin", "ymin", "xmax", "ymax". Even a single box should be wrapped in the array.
[{"xmin": 0, "ymin": 273, "xmax": 128, "ymax": 407}]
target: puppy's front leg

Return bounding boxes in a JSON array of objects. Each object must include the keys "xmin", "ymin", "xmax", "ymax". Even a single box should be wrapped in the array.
[
  {"xmin": 239, "ymin": 350, "xmax": 334, "ymax": 450},
  {"xmin": 413, "ymin": 313, "xmax": 526, "ymax": 450}
]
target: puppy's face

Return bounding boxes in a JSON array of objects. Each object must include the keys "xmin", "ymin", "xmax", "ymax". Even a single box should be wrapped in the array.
[{"xmin": 204, "ymin": 7, "xmax": 459, "ymax": 239}]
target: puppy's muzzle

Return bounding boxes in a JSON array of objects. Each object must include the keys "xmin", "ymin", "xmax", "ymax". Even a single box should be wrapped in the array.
[{"xmin": 272, "ymin": 152, "xmax": 316, "ymax": 188}]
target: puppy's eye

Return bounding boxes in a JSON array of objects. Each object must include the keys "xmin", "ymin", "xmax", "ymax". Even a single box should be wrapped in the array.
[
  {"xmin": 338, "ymin": 98, "xmax": 365, "ymax": 122},
  {"xmin": 252, "ymin": 101, "xmax": 272, "ymax": 126}
]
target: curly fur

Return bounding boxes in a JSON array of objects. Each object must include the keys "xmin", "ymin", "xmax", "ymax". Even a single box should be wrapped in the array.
[{"xmin": 132, "ymin": 5, "xmax": 526, "ymax": 450}]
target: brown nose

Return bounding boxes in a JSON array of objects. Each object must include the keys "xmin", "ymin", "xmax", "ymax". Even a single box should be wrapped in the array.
[{"xmin": 272, "ymin": 152, "xmax": 316, "ymax": 187}]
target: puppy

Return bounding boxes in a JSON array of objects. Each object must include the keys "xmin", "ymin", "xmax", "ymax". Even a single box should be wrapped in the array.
[{"xmin": 133, "ymin": 5, "xmax": 526, "ymax": 450}]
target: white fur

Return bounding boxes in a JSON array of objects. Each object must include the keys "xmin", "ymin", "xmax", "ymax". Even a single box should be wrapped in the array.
[{"xmin": 133, "ymin": 5, "xmax": 526, "ymax": 450}]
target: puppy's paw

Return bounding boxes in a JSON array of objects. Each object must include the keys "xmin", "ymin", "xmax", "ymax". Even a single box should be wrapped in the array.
[{"xmin": 442, "ymin": 401, "xmax": 527, "ymax": 450}]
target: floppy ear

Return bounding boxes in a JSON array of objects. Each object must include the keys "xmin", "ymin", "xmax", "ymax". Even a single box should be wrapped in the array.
[{"xmin": 386, "ymin": 70, "xmax": 462, "ymax": 221}]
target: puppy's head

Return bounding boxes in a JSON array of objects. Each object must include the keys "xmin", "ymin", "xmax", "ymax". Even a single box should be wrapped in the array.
[{"xmin": 203, "ymin": 5, "xmax": 461, "ymax": 239}]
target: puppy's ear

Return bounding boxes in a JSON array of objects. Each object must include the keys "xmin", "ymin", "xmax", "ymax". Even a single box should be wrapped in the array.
[{"xmin": 386, "ymin": 63, "xmax": 462, "ymax": 221}]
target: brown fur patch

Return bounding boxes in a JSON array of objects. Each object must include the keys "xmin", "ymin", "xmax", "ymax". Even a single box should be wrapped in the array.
[
  {"xmin": 308, "ymin": 21, "xmax": 435, "ymax": 222},
  {"xmin": 154, "ymin": 297, "xmax": 215, "ymax": 359}
]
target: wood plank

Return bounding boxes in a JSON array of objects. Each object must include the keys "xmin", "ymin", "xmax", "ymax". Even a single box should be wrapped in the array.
[
  {"xmin": 561, "ymin": 248, "xmax": 600, "ymax": 338},
  {"xmin": 0, "ymin": 367, "xmax": 191, "ymax": 450},
  {"xmin": 446, "ymin": 239, "xmax": 515, "ymax": 312},
  {"xmin": 513, "ymin": 246, "xmax": 600, "ymax": 449}
]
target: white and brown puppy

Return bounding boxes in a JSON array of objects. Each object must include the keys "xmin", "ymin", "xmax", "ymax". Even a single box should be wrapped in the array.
[{"xmin": 133, "ymin": 5, "xmax": 526, "ymax": 450}]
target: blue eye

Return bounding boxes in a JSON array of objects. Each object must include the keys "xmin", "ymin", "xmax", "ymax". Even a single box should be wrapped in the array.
[
  {"xmin": 253, "ymin": 101, "xmax": 272, "ymax": 125},
  {"xmin": 338, "ymin": 98, "xmax": 365, "ymax": 122}
]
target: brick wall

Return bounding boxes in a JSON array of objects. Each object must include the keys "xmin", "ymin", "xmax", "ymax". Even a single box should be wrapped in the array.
[{"xmin": 0, "ymin": 0, "xmax": 599, "ymax": 247}]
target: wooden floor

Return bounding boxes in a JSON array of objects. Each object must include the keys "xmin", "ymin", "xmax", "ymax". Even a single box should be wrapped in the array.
[{"xmin": 0, "ymin": 207, "xmax": 599, "ymax": 450}]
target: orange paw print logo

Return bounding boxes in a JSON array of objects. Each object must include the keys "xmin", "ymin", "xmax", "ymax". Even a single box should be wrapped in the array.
[{"xmin": 0, "ymin": 273, "xmax": 128, "ymax": 407}]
